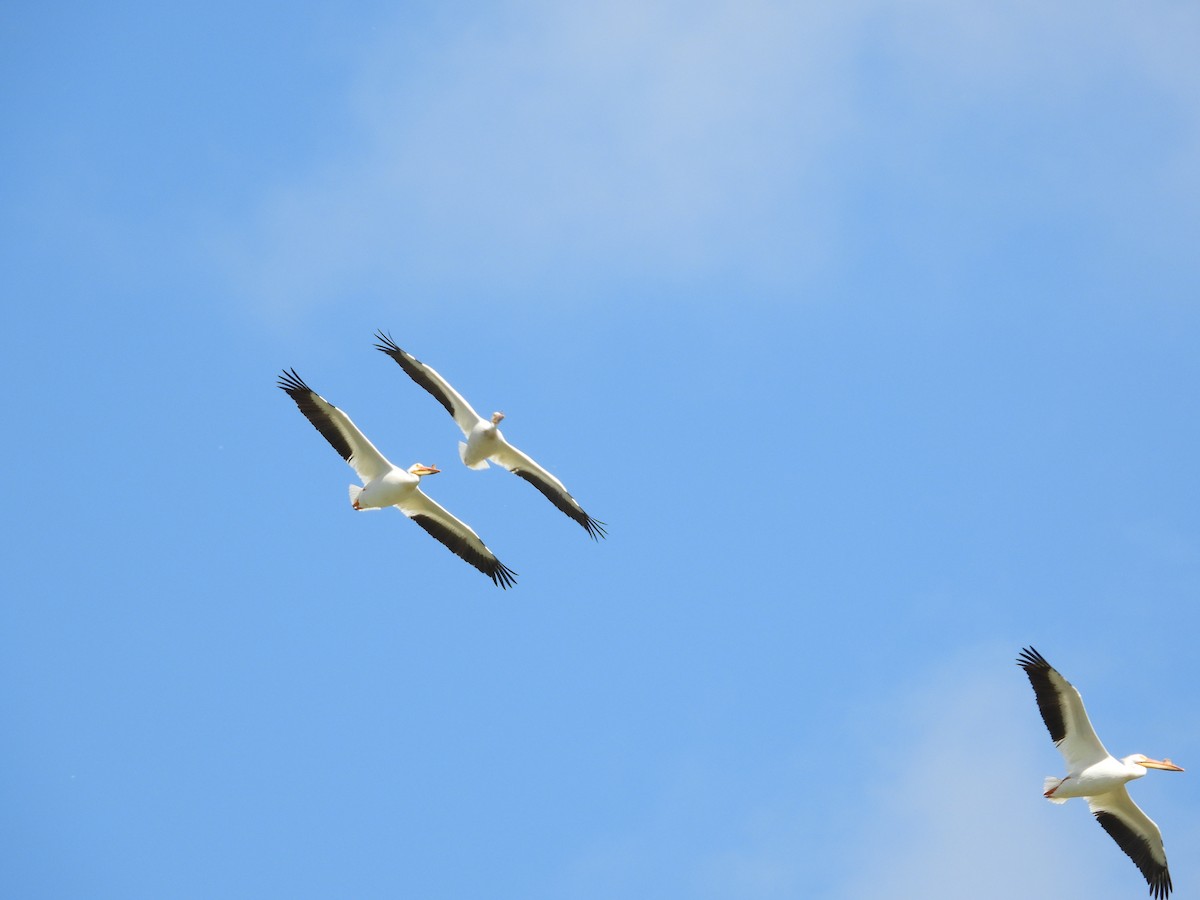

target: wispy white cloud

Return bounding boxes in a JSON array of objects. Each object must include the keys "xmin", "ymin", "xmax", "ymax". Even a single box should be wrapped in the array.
[
  {"xmin": 225, "ymin": 0, "xmax": 1200, "ymax": 316},
  {"xmin": 230, "ymin": 1, "xmax": 863, "ymax": 314}
]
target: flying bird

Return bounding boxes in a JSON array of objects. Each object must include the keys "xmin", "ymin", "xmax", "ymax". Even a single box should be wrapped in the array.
[
  {"xmin": 278, "ymin": 368, "xmax": 517, "ymax": 588},
  {"xmin": 373, "ymin": 332, "xmax": 606, "ymax": 539},
  {"xmin": 1017, "ymin": 646, "xmax": 1182, "ymax": 898}
]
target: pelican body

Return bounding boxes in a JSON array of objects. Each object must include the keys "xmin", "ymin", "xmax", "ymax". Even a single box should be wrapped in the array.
[
  {"xmin": 460, "ymin": 411, "xmax": 508, "ymax": 471},
  {"xmin": 1018, "ymin": 647, "xmax": 1183, "ymax": 898},
  {"xmin": 1044, "ymin": 752, "xmax": 1183, "ymax": 803},
  {"xmin": 351, "ymin": 462, "xmax": 440, "ymax": 511}
]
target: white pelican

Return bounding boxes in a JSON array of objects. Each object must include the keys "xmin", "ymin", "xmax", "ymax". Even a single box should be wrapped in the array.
[
  {"xmin": 1017, "ymin": 647, "xmax": 1182, "ymax": 898},
  {"xmin": 373, "ymin": 333, "xmax": 606, "ymax": 540},
  {"xmin": 278, "ymin": 369, "xmax": 517, "ymax": 588}
]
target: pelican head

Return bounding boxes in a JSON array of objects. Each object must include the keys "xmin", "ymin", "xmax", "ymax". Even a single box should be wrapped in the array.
[
  {"xmin": 408, "ymin": 463, "xmax": 441, "ymax": 477},
  {"xmin": 491, "ymin": 411, "xmax": 505, "ymax": 425},
  {"xmin": 1125, "ymin": 753, "xmax": 1185, "ymax": 773}
]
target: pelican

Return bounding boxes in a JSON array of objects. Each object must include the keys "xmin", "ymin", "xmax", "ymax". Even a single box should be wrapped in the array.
[
  {"xmin": 1017, "ymin": 647, "xmax": 1182, "ymax": 898},
  {"xmin": 278, "ymin": 369, "xmax": 517, "ymax": 588},
  {"xmin": 373, "ymin": 333, "xmax": 606, "ymax": 539}
]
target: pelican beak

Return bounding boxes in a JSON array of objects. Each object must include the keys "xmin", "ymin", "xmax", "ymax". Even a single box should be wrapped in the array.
[{"xmin": 1141, "ymin": 758, "xmax": 1185, "ymax": 772}]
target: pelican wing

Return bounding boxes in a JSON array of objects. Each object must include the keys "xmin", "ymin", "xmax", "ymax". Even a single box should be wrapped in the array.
[
  {"xmin": 1017, "ymin": 647, "xmax": 1110, "ymax": 772},
  {"xmin": 278, "ymin": 369, "xmax": 391, "ymax": 485},
  {"xmin": 491, "ymin": 442, "xmax": 606, "ymax": 539},
  {"xmin": 1088, "ymin": 788, "xmax": 1172, "ymax": 899},
  {"xmin": 374, "ymin": 332, "xmax": 484, "ymax": 436},
  {"xmin": 397, "ymin": 490, "xmax": 517, "ymax": 589}
]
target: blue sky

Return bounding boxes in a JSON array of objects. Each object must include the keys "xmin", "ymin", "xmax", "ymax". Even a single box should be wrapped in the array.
[{"xmin": 3, "ymin": 2, "xmax": 1199, "ymax": 897}]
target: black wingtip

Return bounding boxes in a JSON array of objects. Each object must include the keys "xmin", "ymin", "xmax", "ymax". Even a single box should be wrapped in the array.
[
  {"xmin": 408, "ymin": 513, "xmax": 519, "ymax": 590},
  {"xmin": 490, "ymin": 561, "xmax": 518, "ymax": 590},
  {"xmin": 277, "ymin": 367, "xmax": 312, "ymax": 395},
  {"xmin": 1016, "ymin": 646, "xmax": 1050, "ymax": 671},
  {"xmin": 373, "ymin": 329, "xmax": 402, "ymax": 356},
  {"xmin": 1093, "ymin": 810, "xmax": 1173, "ymax": 898},
  {"xmin": 1017, "ymin": 645, "xmax": 1069, "ymax": 745},
  {"xmin": 583, "ymin": 517, "xmax": 608, "ymax": 541}
]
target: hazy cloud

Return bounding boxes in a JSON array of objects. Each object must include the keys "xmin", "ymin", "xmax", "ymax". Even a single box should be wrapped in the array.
[{"xmin": 226, "ymin": 0, "xmax": 1200, "ymax": 314}]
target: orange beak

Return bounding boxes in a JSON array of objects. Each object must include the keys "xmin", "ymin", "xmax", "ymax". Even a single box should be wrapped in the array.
[{"xmin": 1141, "ymin": 758, "xmax": 1185, "ymax": 772}]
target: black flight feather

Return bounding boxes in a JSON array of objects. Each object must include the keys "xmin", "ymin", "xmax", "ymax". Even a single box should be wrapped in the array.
[
  {"xmin": 1094, "ymin": 811, "xmax": 1172, "ymax": 899},
  {"xmin": 511, "ymin": 468, "xmax": 607, "ymax": 540},
  {"xmin": 409, "ymin": 514, "xmax": 517, "ymax": 589},
  {"xmin": 1016, "ymin": 646, "xmax": 1067, "ymax": 745},
  {"xmin": 278, "ymin": 369, "xmax": 356, "ymax": 464},
  {"xmin": 373, "ymin": 331, "xmax": 457, "ymax": 420}
]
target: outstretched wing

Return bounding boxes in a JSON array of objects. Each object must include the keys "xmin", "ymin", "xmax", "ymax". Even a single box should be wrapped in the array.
[
  {"xmin": 278, "ymin": 369, "xmax": 392, "ymax": 485},
  {"xmin": 1088, "ymin": 787, "xmax": 1172, "ymax": 899},
  {"xmin": 1016, "ymin": 647, "xmax": 1110, "ymax": 772},
  {"xmin": 491, "ymin": 441, "xmax": 606, "ymax": 540},
  {"xmin": 396, "ymin": 490, "xmax": 517, "ymax": 589},
  {"xmin": 373, "ymin": 332, "xmax": 484, "ymax": 436}
]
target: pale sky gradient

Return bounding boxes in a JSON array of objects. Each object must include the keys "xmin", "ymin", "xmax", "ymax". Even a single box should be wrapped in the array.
[{"xmin": 3, "ymin": 3, "xmax": 1198, "ymax": 898}]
